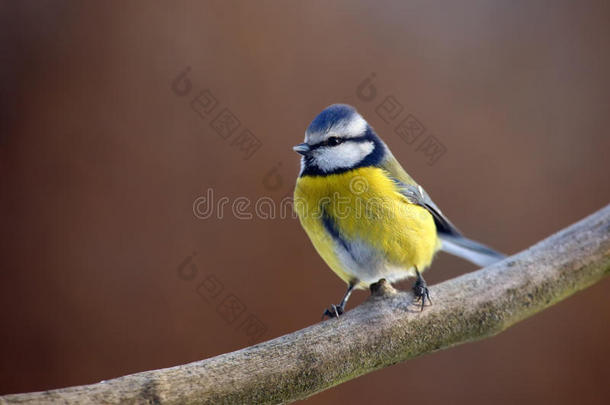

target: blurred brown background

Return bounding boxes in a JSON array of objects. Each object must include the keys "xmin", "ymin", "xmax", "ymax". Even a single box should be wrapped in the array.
[{"xmin": 1, "ymin": 1, "xmax": 610, "ymax": 403}]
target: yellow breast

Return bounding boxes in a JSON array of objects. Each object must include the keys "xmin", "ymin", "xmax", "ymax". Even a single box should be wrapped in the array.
[{"xmin": 294, "ymin": 167, "xmax": 440, "ymax": 286}]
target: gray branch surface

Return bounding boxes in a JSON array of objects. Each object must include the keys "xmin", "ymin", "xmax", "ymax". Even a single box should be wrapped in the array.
[{"xmin": 3, "ymin": 205, "xmax": 610, "ymax": 405}]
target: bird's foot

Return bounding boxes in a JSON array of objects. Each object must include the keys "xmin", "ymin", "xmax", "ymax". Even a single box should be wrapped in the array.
[
  {"xmin": 322, "ymin": 304, "xmax": 344, "ymax": 319},
  {"xmin": 321, "ymin": 282, "xmax": 356, "ymax": 320},
  {"xmin": 412, "ymin": 270, "xmax": 432, "ymax": 311}
]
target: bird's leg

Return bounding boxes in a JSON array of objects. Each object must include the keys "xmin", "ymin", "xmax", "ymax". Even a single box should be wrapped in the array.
[
  {"xmin": 322, "ymin": 281, "xmax": 356, "ymax": 319},
  {"xmin": 412, "ymin": 268, "xmax": 432, "ymax": 311}
]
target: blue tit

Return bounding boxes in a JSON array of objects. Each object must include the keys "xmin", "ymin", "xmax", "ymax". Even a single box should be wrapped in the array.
[{"xmin": 293, "ymin": 104, "xmax": 505, "ymax": 317}]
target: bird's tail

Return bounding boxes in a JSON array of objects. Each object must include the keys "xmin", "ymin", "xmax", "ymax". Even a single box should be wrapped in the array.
[{"xmin": 439, "ymin": 234, "xmax": 506, "ymax": 267}]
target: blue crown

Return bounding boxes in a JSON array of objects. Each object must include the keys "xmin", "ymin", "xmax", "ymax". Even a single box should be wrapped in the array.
[{"xmin": 306, "ymin": 104, "xmax": 357, "ymax": 135}]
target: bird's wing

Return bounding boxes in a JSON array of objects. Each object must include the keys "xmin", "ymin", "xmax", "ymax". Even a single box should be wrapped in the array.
[
  {"xmin": 380, "ymin": 152, "xmax": 462, "ymax": 237},
  {"xmin": 379, "ymin": 151, "xmax": 506, "ymax": 266}
]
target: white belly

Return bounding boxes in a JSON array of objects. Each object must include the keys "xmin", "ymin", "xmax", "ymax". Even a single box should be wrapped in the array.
[{"xmin": 333, "ymin": 236, "xmax": 416, "ymax": 285}]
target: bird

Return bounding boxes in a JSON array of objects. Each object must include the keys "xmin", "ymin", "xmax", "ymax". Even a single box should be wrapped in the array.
[{"xmin": 292, "ymin": 104, "xmax": 505, "ymax": 318}]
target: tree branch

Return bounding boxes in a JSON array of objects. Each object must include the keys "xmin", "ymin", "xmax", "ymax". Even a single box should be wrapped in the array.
[{"xmin": 3, "ymin": 205, "xmax": 610, "ymax": 404}]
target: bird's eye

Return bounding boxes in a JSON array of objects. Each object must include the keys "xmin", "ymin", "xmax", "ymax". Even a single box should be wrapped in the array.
[{"xmin": 326, "ymin": 137, "xmax": 342, "ymax": 146}]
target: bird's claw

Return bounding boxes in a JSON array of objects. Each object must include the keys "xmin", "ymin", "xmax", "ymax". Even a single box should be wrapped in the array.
[
  {"xmin": 322, "ymin": 304, "xmax": 344, "ymax": 319},
  {"xmin": 412, "ymin": 278, "xmax": 432, "ymax": 311}
]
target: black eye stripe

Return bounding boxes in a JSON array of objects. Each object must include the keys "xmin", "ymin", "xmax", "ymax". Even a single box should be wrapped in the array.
[
  {"xmin": 309, "ymin": 135, "xmax": 369, "ymax": 150},
  {"xmin": 326, "ymin": 136, "xmax": 341, "ymax": 146}
]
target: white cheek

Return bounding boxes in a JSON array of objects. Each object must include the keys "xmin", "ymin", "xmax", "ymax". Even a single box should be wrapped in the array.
[{"xmin": 313, "ymin": 141, "xmax": 375, "ymax": 172}]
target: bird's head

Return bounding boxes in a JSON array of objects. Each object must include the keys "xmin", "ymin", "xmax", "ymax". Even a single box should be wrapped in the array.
[{"xmin": 294, "ymin": 104, "xmax": 386, "ymax": 176}]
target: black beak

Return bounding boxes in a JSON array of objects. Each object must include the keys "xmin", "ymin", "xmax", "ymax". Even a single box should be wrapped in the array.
[{"xmin": 292, "ymin": 143, "xmax": 311, "ymax": 156}]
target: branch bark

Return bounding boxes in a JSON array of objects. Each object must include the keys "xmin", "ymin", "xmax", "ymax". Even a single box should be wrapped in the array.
[{"xmin": 3, "ymin": 205, "xmax": 610, "ymax": 405}]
